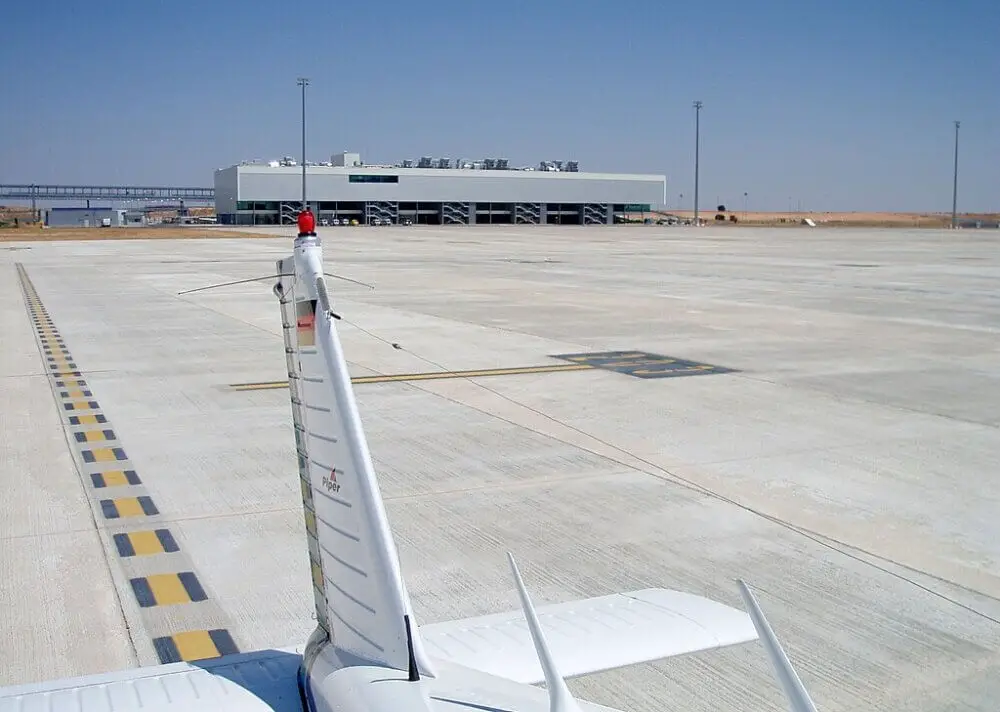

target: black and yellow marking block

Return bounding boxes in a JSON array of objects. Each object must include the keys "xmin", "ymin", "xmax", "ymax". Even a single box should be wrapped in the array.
[
  {"xmin": 75, "ymin": 429, "xmax": 116, "ymax": 443},
  {"xmin": 152, "ymin": 629, "xmax": 239, "ymax": 664},
  {"xmin": 57, "ymin": 378, "xmax": 87, "ymax": 387},
  {"xmin": 64, "ymin": 400, "xmax": 100, "ymax": 411},
  {"xmin": 130, "ymin": 571, "xmax": 208, "ymax": 607},
  {"xmin": 82, "ymin": 446, "xmax": 127, "ymax": 463},
  {"xmin": 551, "ymin": 350, "xmax": 735, "ymax": 379},
  {"xmin": 100, "ymin": 496, "xmax": 159, "ymax": 519},
  {"xmin": 68, "ymin": 414, "xmax": 107, "ymax": 425},
  {"xmin": 91, "ymin": 469, "xmax": 141, "ymax": 488},
  {"xmin": 114, "ymin": 529, "xmax": 179, "ymax": 557}
]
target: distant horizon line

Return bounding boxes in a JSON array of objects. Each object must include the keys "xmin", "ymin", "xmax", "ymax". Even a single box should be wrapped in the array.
[{"xmin": 2, "ymin": 202, "xmax": 997, "ymax": 217}]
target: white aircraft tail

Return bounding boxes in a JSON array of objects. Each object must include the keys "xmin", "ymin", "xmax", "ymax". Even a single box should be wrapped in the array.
[{"xmin": 275, "ymin": 233, "xmax": 435, "ymax": 677}]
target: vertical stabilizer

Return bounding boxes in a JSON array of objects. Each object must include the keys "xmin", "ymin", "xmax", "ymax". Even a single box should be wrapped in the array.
[
  {"xmin": 737, "ymin": 580, "xmax": 818, "ymax": 712},
  {"xmin": 276, "ymin": 234, "xmax": 435, "ymax": 677}
]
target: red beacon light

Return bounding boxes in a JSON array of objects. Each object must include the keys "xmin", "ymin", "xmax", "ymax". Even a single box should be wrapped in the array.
[{"xmin": 297, "ymin": 208, "xmax": 316, "ymax": 236}]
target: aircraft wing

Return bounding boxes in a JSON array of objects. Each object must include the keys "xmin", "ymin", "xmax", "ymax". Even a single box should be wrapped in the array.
[
  {"xmin": 0, "ymin": 648, "xmax": 303, "ymax": 712},
  {"xmin": 419, "ymin": 588, "xmax": 758, "ymax": 685}
]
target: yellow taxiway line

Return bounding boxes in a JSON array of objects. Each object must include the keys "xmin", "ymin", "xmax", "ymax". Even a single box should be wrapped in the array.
[{"xmin": 230, "ymin": 362, "xmax": 594, "ymax": 391}]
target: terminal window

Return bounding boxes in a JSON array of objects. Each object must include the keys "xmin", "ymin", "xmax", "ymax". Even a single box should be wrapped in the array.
[{"xmin": 348, "ymin": 175, "xmax": 399, "ymax": 183}]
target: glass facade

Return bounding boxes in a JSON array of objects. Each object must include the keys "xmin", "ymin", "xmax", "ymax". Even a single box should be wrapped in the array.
[{"xmin": 223, "ymin": 201, "xmax": 614, "ymax": 226}]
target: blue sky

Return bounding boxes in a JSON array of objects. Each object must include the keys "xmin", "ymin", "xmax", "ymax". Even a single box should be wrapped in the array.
[{"xmin": 1, "ymin": 0, "xmax": 997, "ymax": 211}]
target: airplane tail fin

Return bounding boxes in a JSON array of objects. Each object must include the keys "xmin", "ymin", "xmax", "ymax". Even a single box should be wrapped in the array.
[
  {"xmin": 275, "ymin": 233, "xmax": 435, "ymax": 677},
  {"xmin": 737, "ymin": 580, "xmax": 818, "ymax": 712}
]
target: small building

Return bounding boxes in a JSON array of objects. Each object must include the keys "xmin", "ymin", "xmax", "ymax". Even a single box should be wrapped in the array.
[
  {"xmin": 215, "ymin": 152, "xmax": 666, "ymax": 226},
  {"xmin": 44, "ymin": 207, "xmax": 127, "ymax": 227}
]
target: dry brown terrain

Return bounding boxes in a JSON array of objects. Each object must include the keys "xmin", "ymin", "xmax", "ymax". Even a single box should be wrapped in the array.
[
  {"xmin": 0, "ymin": 226, "xmax": 268, "ymax": 242},
  {"xmin": 665, "ymin": 210, "xmax": 1000, "ymax": 228}
]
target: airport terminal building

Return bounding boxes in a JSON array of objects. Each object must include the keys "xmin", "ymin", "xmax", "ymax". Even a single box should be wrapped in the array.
[{"xmin": 214, "ymin": 152, "xmax": 665, "ymax": 226}]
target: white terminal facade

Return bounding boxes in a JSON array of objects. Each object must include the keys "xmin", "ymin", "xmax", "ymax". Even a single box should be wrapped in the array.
[{"xmin": 214, "ymin": 152, "xmax": 666, "ymax": 226}]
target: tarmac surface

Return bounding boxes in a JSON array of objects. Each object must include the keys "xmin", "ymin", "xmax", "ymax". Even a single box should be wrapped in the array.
[{"xmin": 2, "ymin": 224, "xmax": 1000, "ymax": 710}]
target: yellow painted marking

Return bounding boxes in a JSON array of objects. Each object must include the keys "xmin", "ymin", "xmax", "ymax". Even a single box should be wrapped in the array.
[
  {"xmin": 87, "ymin": 447, "xmax": 117, "ymax": 461},
  {"xmin": 352, "ymin": 363, "xmax": 593, "ymax": 383},
  {"xmin": 114, "ymin": 498, "xmax": 145, "ymax": 517},
  {"xmin": 63, "ymin": 388, "xmax": 86, "ymax": 398},
  {"xmin": 66, "ymin": 400, "xmax": 96, "ymax": 409},
  {"xmin": 601, "ymin": 359, "xmax": 675, "ymax": 368},
  {"xmin": 569, "ymin": 354, "xmax": 651, "ymax": 365},
  {"xmin": 304, "ymin": 509, "xmax": 317, "ymax": 536},
  {"xmin": 172, "ymin": 631, "xmax": 220, "ymax": 661},
  {"xmin": 230, "ymin": 363, "xmax": 593, "ymax": 391},
  {"xmin": 146, "ymin": 574, "xmax": 191, "ymax": 605},
  {"xmin": 632, "ymin": 367, "xmax": 707, "ymax": 375},
  {"xmin": 129, "ymin": 530, "xmax": 165, "ymax": 555},
  {"xmin": 231, "ymin": 382, "xmax": 294, "ymax": 391},
  {"xmin": 100, "ymin": 470, "xmax": 131, "ymax": 487},
  {"xmin": 79, "ymin": 430, "xmax": 110, "ymax": 442}
]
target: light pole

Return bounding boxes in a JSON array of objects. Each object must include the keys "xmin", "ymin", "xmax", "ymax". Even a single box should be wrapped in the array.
[
  {"xmin": 951, "ymin": 120, "xmax": 960, "ymax": 229},
  {"xmin": 693, "ymin": 101, "xmax": 702, "ymax": 226},
  {"xmin": 297, "ymin": 77, "xmax": 310, "ymax": 211}
]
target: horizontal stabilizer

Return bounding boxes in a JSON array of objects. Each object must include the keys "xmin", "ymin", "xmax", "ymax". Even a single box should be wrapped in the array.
[
  {"xmin": 0, "ymin": 648, "xmax": 303, "ymax": 712},
  {"xmin": 420, "ymin": 588, "xmax": 759, "ymax": 684}
]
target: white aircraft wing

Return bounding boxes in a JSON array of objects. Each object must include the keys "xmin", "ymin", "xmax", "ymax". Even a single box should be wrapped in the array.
[
  {"xmin": 0, "ymin": 648, "xmax": 303, "ymax": 712},
  {"xmin": 420, "ymin": 588, "xmax": 759, "ymax": 685}
]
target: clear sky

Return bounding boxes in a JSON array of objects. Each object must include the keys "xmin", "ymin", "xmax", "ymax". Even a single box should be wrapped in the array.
[{"xmin": 1, "ymin": 0, "xmax": 997, "ymax": 212}]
